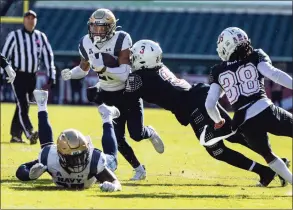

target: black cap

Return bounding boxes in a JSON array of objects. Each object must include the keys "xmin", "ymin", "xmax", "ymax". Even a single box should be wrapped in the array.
[{"xmin": 24, "ymin": 10, "xmax": 37, "ymax": 18}]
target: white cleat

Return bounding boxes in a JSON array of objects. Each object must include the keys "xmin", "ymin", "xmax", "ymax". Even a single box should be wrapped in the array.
[
  {"xmin": 147, "ymin": 126, "xmax": 164, "ymax": 154},
  {"xmin": 130, "ymin": 165, "xmax": 146, "ymax": 181},
  {"xmin": 98, "ymin": 104, "xmax": 120, "ymax": 120},
  {"xmin": 33, "ymin": 90, "xmax": 48, "ymax": 106}
]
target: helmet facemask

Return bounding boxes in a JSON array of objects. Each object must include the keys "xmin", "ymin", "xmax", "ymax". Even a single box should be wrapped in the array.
[
  {"xmin": 58, "ymin": 150, "xmax": 89, "ymax": 173},
  {"xmin": 87, "ymin": 9, "xmax": 118, "ymax": 45},
  {"xmin": 57, "ymin": 129, "xmax": 90, "ymax": 173}
]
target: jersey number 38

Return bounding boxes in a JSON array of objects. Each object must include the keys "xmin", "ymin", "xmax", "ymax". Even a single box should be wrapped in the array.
[{"xmin": 219, "ymin": 63, "xmax": 260, "ymax": 104}]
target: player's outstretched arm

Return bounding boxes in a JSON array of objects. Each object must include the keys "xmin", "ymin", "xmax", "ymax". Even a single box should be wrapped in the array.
[
  {"xmin": 257, "ymin": 62, "xmax": 292, "ymax": 90},
  {"xmin": 16, "ymin": 160, "xmax": 47, "ymax": 181},
  {"xmin": 205, "ymin": 83, "xmax": 225, "ymax": 128},
  {"xmin": 95, "ymin": 167, "xmax": 122, "ymax": 192},
  {"xmin": 0, "ymin": 53, "xmax": 16, "ymax": 83},
  {"xmin": 61, "ymin": 57, "xmax": 90, "ymax": 81}
]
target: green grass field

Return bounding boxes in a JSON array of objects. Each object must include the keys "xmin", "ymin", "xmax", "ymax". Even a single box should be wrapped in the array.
[{"xmin": 1, "ymin": 103, "xmax": 292, "ymax": 209}]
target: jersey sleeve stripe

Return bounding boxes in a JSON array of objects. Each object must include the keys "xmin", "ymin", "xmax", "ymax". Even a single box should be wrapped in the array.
[
  {"xmin": 79, "ymin": 37, "xmax": 89, "ymax": 61},
  {"xmin": 114, "ymin": 32, "xmax": 126, "ymax": 57},
  {"xmin": 40, "ymin": 146, "xmax": 51, "ymax": 166}
]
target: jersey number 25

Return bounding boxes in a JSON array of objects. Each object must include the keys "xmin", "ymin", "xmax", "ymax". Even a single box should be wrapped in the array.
[{"xmin": 219, "ymin": 63, "xmax": 260, "ymax": 104}]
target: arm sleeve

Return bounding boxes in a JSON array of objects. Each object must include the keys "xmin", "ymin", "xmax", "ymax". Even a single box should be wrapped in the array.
[
  {"xmin": 105, "ymin": 64, "xmax": 131, "ymax": 82},
  {"xmin": 1, "ymin": 32, "xmax": 15, "ymax": 61},
  {"xmin": 205, "ymin": 83, "xmax": 224, "ymax": 123},
  {"xmin": 124, "ymin": 73, "xmax": 143, "ymax": 99},
  {"xmin": 15, "ymin": 159, "xmax": 39, "ymax": 181},
  {"xmin": 0, "ymin": 53, "xmax": 10, "ymax": 69},
  {"xmin": 41, "ymin": 33, "xmax": 56, "ymax": 79},
  {"xmin": 257, "ymin": 62, "xmax": 292, "ymax": 90}
]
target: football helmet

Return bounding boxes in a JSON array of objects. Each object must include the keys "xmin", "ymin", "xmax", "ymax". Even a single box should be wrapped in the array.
[
  {"xmin": 57, "ymin": 129, "xmax": 90, "ymax": 173},
  {"xmin": 130, "ymin": 39, "xmax": 163, "ymax": 71},
  {"xmin": 88, "ymin": 8, "xmax": 118, "ymax": 44},
  {"xmin": 216, "ymin": 27, "xmax": 250, "ymax": 61}
]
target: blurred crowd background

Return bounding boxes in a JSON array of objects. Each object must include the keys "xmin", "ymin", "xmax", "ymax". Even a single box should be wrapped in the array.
[{"xmin": 1, "ymin": 1, "xmax": 292, "ymax": 111}]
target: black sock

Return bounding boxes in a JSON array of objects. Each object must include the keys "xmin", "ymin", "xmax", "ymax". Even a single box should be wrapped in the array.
[
  {"xmin": 118, "ymin": 143, "xmax": 140, "ymax": 168},
  {"xmin": 251, "ymin": 162, "xmax": 272, "ymax": 176}
]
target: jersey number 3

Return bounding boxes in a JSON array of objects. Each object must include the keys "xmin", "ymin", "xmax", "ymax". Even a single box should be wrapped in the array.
[{"xmin": 219, "ymin": 63, "xmax": 260, "ymax": 104}]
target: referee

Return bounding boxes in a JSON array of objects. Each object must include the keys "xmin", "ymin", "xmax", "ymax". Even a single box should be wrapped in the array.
[{"xmin": 1, "ymin": 10, "xmax": 56, "ymax": 144}]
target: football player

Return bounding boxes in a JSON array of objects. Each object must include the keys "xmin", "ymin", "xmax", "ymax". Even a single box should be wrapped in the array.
[
  {"xmin": 61, "ymin": 8, "xmax": 164, "ymax": 180},
  {"xmin": 206, "ymin": 27, "xmax": 292, "ymax": 185},
  {"xmin": 124, "ymin": 39, "xmax": 289, "ymax": 187},
  {"xmin": 16, "ymin": 89, "xmax": 122, "ymax": 191}
]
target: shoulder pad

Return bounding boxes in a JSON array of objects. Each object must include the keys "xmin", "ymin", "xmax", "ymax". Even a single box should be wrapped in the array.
[
  {"xmin": 78, "ymin": 35, "xmax": 89, "ymax": 61},
  {"xmin": 254, "ymin": 49, "xmax": 272, "ymax": 64},
  {"xmin": 208, "ymin": 64, "xmax": 222, "ymax": 85}
]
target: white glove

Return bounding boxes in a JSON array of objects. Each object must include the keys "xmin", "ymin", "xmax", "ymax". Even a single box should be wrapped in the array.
[
  {"xmin": 99, "ymin": 181, "xmax": 119, "ymax": 192},
  {"xmin": 61, "ymin": 68, "xmax": 71, "ymax": 80},
  {"xmin": 29, "ymin": 163, "xmax": 47, "ymax": 180},
  {"xmin": 5, "ymin": 66, "xmax": 16, "ymax": 83}
]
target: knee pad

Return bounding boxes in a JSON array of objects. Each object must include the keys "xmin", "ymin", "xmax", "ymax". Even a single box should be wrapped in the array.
[
  {"xmin": 205, "ymin": 142, "xmax": 226, "ymax": 161},
  {"xmin": 86, "ymin": 86, "xmax": 103, "ymax": 105}
]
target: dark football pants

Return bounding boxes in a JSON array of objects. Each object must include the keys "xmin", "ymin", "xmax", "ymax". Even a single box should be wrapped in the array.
[
  {"xmin": 100, "ymin": 90, "xmax": 153, "ymax": 168},
  {"xmin": 189, "ymin": 104, "xmax": 264, "ymax": 172},
  {"xmin": 240, "ymin": 104, "xmax": 293, "ymax": 158},
  {"xmin": 10, "ymin": 72, "xmax": 36, "ymax": 139}
]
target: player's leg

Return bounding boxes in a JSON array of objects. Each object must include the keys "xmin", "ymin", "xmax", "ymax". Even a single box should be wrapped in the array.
[
  {"xmin": 264, "ymin": 104, "xmax": 292, "ymax": 137},
  {"xmin": 240, "ymin": 110, "xmax": 292, "ymax": 185},
  {"xmin": 191, "ymin": 106, "xmax": 277, "ymax": 186},
  {"xmin": 127, "ymin": 98, "xmax": 164, "ymax": 153},
  {"xmin": 97, "ymin": 104, "xmax": 120, "ymax": 172},
  {"xmin": 10, "ymin": 76, "xmax": 27, "ymax": 143},
  {"xmin": 112, "ymin": 105, "xmax": 146, "ymax": 180},
  {"xmin": 10, "ymin": 106, "xmax": 25, "ymax": 143},
  {"xmin": 33, "ymin": 90, "xmax": 54, "ymax": 148}
]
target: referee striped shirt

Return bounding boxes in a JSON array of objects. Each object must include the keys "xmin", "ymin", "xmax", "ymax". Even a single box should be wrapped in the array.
[{"xmin": 1, "ymin": 28, "xmax": 56, "ymax": 79}]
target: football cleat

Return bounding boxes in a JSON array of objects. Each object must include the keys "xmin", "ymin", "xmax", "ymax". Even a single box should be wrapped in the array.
[
  {"xmin": 10, "ymin": 136, "xmax": 25, "ymax": 143},
  {"xmin": 147, "ymin": 126, "xmax": 164, "ymax": 154},
  {"xmin": 33, "ymin": 90, "xmax": 48, "ymax": 106},
  {"xmin": 257, "ymin": 168, "xmax": 276, "ymax": 187},
  {"xmin": 98, "ymin": 104, "xmax": 120, "ymax": 120},
  {"xmin": 29, "ymin": 131, "xmax": 39, "ymax": 145},
  {"xmin": 130, "ymin": 165, "xmax": 146, "ymax": 181}
]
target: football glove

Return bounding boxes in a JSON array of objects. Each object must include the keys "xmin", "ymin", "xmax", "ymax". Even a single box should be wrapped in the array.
[
  {"xmin": 29, "ymin": 163, "xmax": 47, "ymax": 180},
  {"xmin": 99, "ymin": 181, "xmax": 120, "ymax": 192},
  {"xmin": 61, "ymin": 68, "xmax": 71, "ymax": 80},
  {"xmin": 5, "ymin": 66, "xmax": 16, "ymax": 84}
]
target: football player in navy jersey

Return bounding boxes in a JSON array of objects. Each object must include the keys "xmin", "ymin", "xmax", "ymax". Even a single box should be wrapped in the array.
[
  {"xmin": 61, "ymin": 8, "xmax": 164, "ymax": 180},
  {"xmin": 124, "ymin": 39, "xmax": 289, "ymax": 187},
  {"xmin": 206, "ymin": 27, "xmax": 292, "ymax": 185},
  {"xmin": 16, "ymin": 89, "xmax": 122, "ymax": 191}
]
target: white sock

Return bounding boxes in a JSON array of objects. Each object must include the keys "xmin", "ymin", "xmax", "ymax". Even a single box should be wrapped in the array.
[
  {"xmin": 37, "ymin": 103, "xmax": 47, "ymax": 112},
  {"xmin": 269, "ymin": 157, "xmax": 292, "ymax": 185},
  {"xmin": 135, "ymin": 165, "xmax": 144, "ymax": 171}
]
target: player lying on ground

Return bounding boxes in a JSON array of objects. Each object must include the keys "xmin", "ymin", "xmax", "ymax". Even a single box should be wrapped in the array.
[
  {"xmin": 61, "ymin": 8, "xmax": 164, "ymax": 180},
  {"xmin": 16, "ymin": 90, "xmax": 122, "ymax": 191},
  {"xmin": 123, "ymin": 39, "xmax": 289, "ymax": 187},
  {"xmin": 0, "ymin": 53, "xmax": 16, "ymax": 84},
  {"xmin": 206, "ymin": 27, "xmax": 293, "ymax": 185}
]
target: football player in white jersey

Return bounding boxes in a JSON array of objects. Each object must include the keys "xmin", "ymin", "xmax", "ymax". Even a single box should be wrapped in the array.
[
  {"xmin": 16, "ymin": 89, "xmax": 122, "ymax": 192},
  {"xmin": 61, "ymin": 8, "xmax": 164, "ymax": 180}
]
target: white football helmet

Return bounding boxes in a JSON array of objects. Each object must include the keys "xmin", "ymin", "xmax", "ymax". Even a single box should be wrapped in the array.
[
  {"xmin": 216, "ymin": 27, "xmax": 250, "ymax": 61},
  {"xmin": 130, "ymin": 39, "xmax": 163, "ymax": 71}
]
